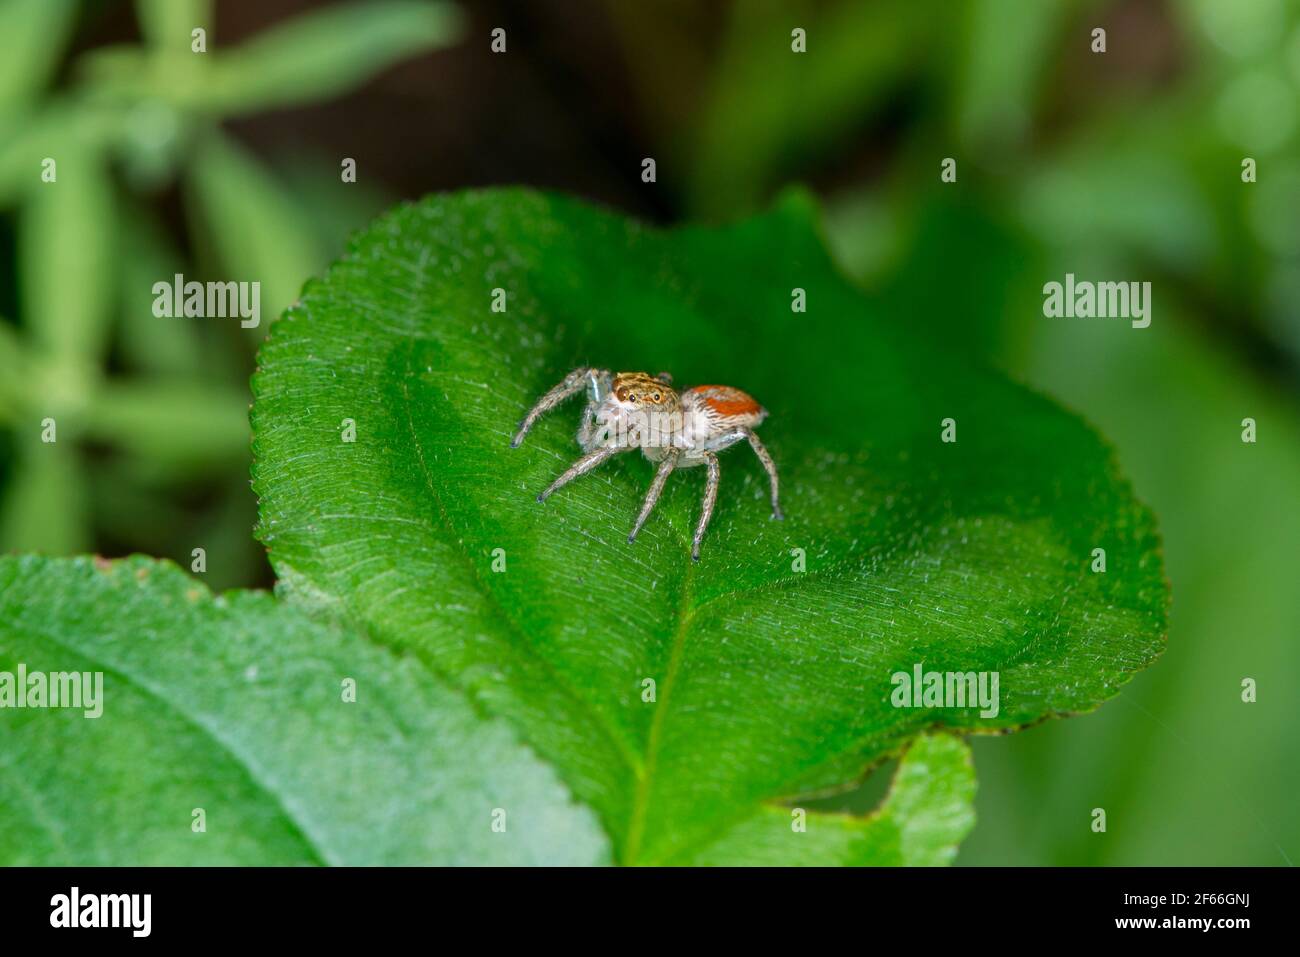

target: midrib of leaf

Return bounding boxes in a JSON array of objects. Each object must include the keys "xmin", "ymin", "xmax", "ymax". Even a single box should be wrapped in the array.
[
  {"xmin": 619, "ymin": 528, "xmax": 1140, "ymax": 863},
  {"xmin": 318, "ymin": 358, "xmax": 1151, "ymax": 865},
  {"xmin": 395, "ymin": 344, "xmax": 876, "ymax": 866},
  {"xmin": 8, "ymin": 615, "xmax": 329, "ymax": 866},
  {"xmin": 623, "ymin": 560, "xmax": 696, "ymax": 865},
  {"xmin": 246, "ymin": 189, "xmax": 1172, "ymax": 868},
  {"xmin": 396, "ymin": 343, "xmax": 1002, "ymax": 866},
  {"xmin": 396, "ymin": 341, "xmax": 842, "ymax": 865}
]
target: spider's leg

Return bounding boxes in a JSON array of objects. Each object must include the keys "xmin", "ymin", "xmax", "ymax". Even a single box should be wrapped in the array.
[
  {"xmin": 537, "ymin": 444, "xmax": 624, "ymax": 502},
  {"xmin": 576, "ymin": 393, "xmax": 606, "ymax": 451},
  {"xmin": 704, "ymin": 427, "xmax": 784, "ymax": 521},
  {"xmin": 691, "ymin": 452, "xmax": 720, "ymax": 562},
  {"xmin": 511, "ymin": 367, "xmax": 608, "ymax": 448},
  {"xmin": 628, "ymin": 449, "xmax": 679, "ymax": 543},
  {"xmin": 741, "ymin": 428, "xmax": 783, "ymax": 520}
]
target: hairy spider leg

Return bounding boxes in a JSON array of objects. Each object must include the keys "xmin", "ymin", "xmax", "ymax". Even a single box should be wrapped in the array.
[
  {"xmin": 692, "ymin": 452, "xmax": 721, "ymax": 561},
  {"xmin": 628, "ymin": 448, "xmax": 680, "ymax": 542},
  {"xmin": 704, "ymin": 427, "xmax": 783, "ymax": 520},
  {"xmin": 576, "ymin": 370, "xmax": 614, "ymax": 451},
  {"xmin": 511, "ymin": 367, "xmax": 610, "ymax": 448},
  {"xmin": 537, "ymin": 444, "xmax": 627, "ymax": 502}
]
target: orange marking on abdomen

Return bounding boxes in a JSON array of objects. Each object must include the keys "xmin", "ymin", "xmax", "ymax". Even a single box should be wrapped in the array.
[{"xmin": 689, "ymin": 385, "xmax": 762, "ymax": 418}]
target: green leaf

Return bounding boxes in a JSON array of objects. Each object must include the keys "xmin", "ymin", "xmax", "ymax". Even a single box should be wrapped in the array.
[
  {"xmin": 81, "ymin": 379, "xmax": 252, "ymax": 474},
  {"xmin": 0, "ymin": 101, "xmax": 119, "ymax": 206},
  {"xmin": 0, "ymin": 440, "xmax": 89, "ymax": 554},
  {"xmin": 199, "ymin": 1, "xmax": 461, "ymax": 117},
  {"xmin": 113, "ymin": 209, "xmax": 207, "ymax": 378},
  {"xmin": 688, "ymin": 0, "xmax": 933, "ymax": 216},
  {"xmin": 251, "ymin": 188, "xmax": 1168, "ymax": 865},
  {"xmin": 0, "ymin": 318, "xmax": 25, "ymax": 421},
  {"xmin": 134, "ymin": 0, "xmax": 212, "ymax": 54},
  {"xmin": 19, "ymin": 149, "xmax": 116, "ymax": 376},
  {"xmin": 184, "ymin": 129, "xmax": 324, "ymax": 326},
  {"xmin": 954, "ymin": 0, "xmax": 1071, "ymax": 150},
  {"xmin": 679, "ymin": 733, "xmax": 975, "ymax": 866},
  {"xmin": 0, "ymin": 0, "xmax": 77, "ymax": 118},
  {"xmin": 0, "ymin": 555, "xmax": 610, "ymax": 865}
]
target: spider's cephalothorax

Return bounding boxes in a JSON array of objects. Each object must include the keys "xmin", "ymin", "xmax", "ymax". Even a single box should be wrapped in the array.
[{"xmin": 511, "ymin": 368, "xmax": 783, "ymax": 560}]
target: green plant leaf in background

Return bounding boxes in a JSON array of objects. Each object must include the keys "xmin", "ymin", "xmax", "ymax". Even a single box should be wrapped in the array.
[
  {"xmin": 0, "ymin": 318, "xmax": 24, "ymax": 423},
  {"xmin": 0, "ymin": 0, "xmax": 461, "ymax": 570},
  {"xmin": 185, "ymin": 129, "xmax": 325, "ymax": 328},
  {"xmin": 88, "ymin": 1, "xmax": 461, "ymax": 119},
  {"xmin": 19, "ymin": 149, "xmax": 115, "ymax": 390},
  {"xmin": 251, "ymin": 188, "xmax": 1168, "ymax": 865},
  {"xmin": 0, "ymin": 555, "xmax": 609, "ymax": 865},
  {"xmin": 685, "ymin": 0, "xmax": 934, "ymax": 218},
  {"xmin": 1, "ymin": 147, "xmax": 117, "ymax": 554},
  {"xmin": 133, "ymin": 0, "xmax": 211, "ymax": 55},
  {"xmin": 0, "ymin": 436, "xmax": 87, "ymax": 554},
  {"xmin": 0, "ymin": 0, "xmax": 76, "ymax": 118},
  {"xmin": 203, "ymin": 0, "xmax": 461, "ymax": 117},
  {"xmin": 113, "ymin": 208, "xmax": 207, "ymax": 379}
]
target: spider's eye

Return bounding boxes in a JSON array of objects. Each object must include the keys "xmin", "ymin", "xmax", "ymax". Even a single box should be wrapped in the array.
[
  {"xmin": 652, "ymin": 392, "xmax": 661, "ymax": 402},
  {"xmin": 628, "ymin": 393, "xmax": 637, "ymax": 402}
]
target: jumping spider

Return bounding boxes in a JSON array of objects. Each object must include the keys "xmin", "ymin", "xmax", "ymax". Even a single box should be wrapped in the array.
[{"xmin": 511, "ymin": 368, "xmax": 783, "ymax": 560}]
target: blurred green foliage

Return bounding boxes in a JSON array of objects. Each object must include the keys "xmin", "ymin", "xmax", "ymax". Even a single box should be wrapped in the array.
[
  {"xmin": 0, "ymin": 0, "xmax": 459, "ymax": 587},
  {"xmin": 0, "ymin": 0, "xmax": 1294, "ymax": 865},
  {"xmin": 607, "ymin": 0, "xmax": 1299, "ymax": 865}
]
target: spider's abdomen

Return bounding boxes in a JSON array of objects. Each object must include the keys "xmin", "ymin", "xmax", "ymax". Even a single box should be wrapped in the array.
[{"xmin": 684, "ymin": 385, "xmax": 767, "ymax": 430}]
